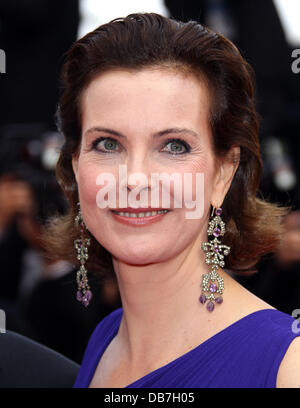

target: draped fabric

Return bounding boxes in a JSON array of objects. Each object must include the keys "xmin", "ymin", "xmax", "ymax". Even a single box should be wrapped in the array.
[{"xmin": 74, "ymin": 308, "xmax": 300, "ymax": 388}]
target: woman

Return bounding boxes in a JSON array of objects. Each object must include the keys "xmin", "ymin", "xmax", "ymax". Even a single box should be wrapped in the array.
[{"xmin": 44, "ymin": 13, "xmax": 300, "ymax": 388}]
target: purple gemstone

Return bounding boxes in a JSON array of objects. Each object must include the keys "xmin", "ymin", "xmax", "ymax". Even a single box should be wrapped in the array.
[
  {"xmin": 85, "ymin": 290, "xmax": 93, "ymax": 302},
  {"xmin": 213, "ymin": 228, "xmax": 221, "ymax": 237},
  {"xmin": 216, "ymin": 208, "xmax": 222, "ymax": 216},
  {"xmin": 207, "ymin": 301, "xmax": 215, "ymax": 312},
  {"xmin": 76, "ymin": 290, "xmax": 82, "ymax": 302},
  {"xmin": 215, "ymin": 296, "xmax": 223, "ymax": 304},
  {"xmin": 213, "ymin": 245, "xmax": 219, "ymax": 253},
  {"xmin": 199, "ymin": 294, "xmax": 207, "ymax": 304},
  {"xmin": 209, "ymin": 283, "xmax": 217, "ymax": 293},
  {"xmin": 82, "ymin": 297, "xmax": 89, "ymax": 307}
]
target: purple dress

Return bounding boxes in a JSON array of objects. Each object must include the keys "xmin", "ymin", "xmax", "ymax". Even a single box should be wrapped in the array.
[{"xmin": 73, "ymin": 308, "xmax": 300, "ymax": 388}]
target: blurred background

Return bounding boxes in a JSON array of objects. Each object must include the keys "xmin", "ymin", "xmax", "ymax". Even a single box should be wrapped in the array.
[{"xmin": 0, "ymin": 0, "xmax": 299, "ymax": 364}]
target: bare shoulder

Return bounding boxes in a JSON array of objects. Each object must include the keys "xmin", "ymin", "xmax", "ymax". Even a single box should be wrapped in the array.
[
  {"xmin": 228, "ymin": 274, "xmax": 276, "ymax": 316},
  {"xmin": 276, "ymin": 336, "xmax": 300, "ymax": 388},
  {"xmin": 232, "ymin": 277, "xmax": 300, "ymax": 388}
]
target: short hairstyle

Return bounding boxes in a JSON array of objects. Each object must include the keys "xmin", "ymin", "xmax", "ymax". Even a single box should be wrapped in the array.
[{"xmin": 42, "ymin": 13, "xmax": 287, "ymax": 277}]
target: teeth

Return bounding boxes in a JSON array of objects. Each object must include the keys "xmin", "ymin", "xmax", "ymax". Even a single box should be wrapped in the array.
[{"xmin": 115, "ymin": 209, "xmax": 169, "ymax": 217}]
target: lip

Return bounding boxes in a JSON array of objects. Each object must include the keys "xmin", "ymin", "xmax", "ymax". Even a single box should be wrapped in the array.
[
  {"xmin": 110, "ymin": 209, "xmax": 171, "ymax": 226},
  {"xmin": 111, "ymin": 207, "xmax": 170, "ymax": 213}
]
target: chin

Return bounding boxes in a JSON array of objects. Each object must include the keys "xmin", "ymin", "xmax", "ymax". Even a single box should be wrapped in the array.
[{"xmin": 111, "ymin": 246, "xmax": 169, "ymax": 266}]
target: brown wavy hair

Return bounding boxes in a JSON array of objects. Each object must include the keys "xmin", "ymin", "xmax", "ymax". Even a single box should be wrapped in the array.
[{"xmin": 42, "ymin": 12, "xmax": 287, "ymax": 277}]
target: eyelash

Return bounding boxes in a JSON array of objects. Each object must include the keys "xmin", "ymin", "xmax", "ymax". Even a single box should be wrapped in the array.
[{"xmin": 90, "ymin": 137, "xmax": 191, "ymax": 155}]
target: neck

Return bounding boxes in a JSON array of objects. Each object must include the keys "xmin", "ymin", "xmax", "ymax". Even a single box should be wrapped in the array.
[{"xmin": 112, "ymin": 235, "xmax": 232, "ymax": 363}]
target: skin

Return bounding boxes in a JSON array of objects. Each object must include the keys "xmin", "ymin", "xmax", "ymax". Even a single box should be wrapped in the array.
[{"xmin": 72, "ymin": 67, "xmax": 299, "ymax": 388}]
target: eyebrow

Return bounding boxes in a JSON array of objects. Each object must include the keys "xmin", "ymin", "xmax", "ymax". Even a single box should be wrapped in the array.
[{"xmin": 84, "ymin": 126, "xmax": 200, "ymax": 140}]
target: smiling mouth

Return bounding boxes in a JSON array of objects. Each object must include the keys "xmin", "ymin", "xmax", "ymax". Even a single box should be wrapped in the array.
[{"xmin": 111, "ymin": 209, "xmax": 170, "ymax": 218}]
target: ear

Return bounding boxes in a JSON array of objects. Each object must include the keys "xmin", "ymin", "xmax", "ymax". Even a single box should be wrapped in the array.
[
  {"xmin": 72, "ymin": 153, "xmax": 79, "ymax": 184},
  {"xmin": 211, "ymin": 146, "xmax": 240, "ymax": 208}
]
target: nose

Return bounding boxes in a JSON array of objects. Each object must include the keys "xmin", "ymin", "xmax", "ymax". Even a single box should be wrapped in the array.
[
  {"xmin": 119, "ymin": 153, "xmax": 153, "ymax": 202},
  {"xmin": 126, "ymin": 153, "xmax": 152, "ymax": 189},
  {"xmin": 125, "ymin": 179, "xmax": 151, "ymax": 207},
  {"xmin": 125, "ymin": 171, "xmax": 151, "ymax": 194},
  {"xmin": 127, "ymin": 183, "xmax": 150, "ymax": 192}
]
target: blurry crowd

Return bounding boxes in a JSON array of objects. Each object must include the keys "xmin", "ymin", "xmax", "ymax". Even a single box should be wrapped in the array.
[
  {"xmin": 0, "ymin": 0, "xmax": 121, "ymax": 364},
  {"xmin": 0, "ymin": 0, "xmax": 299, "ymax": 364}
]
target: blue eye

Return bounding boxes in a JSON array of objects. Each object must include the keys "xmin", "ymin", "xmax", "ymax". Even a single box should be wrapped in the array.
[
  {"xmin": 162, "ymin": 139, "xmax": 190, "ymax": 155},
  {"xmin": 90, "ymin": 136, "xmax": 191, "ymax": 155},
  {"xmin": 91, "ymin": 137, "xmax": 119, "ymax": 153}
]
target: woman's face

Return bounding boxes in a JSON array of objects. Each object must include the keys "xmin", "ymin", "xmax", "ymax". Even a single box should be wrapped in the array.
[{"xmin": 72, "ymin": 67, "xmax": 232, "ymax": 265}]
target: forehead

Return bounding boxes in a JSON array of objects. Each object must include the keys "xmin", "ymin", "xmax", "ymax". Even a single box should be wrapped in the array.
[{"xmin": 80, "ymin": 67, "xmax": 212, "ymax": 135}]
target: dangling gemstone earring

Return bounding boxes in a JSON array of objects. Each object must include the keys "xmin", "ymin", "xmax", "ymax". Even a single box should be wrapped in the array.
[
  {"xmin": 200, "ymin": 206, "xmax": 230, "ymax": 312},
  {"xmin": 74, "ymin": 202, "xmax": 93, "ymax": 307}
]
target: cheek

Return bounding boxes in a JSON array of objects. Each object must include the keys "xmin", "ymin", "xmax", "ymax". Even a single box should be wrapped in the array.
[
  {"xmin": 77, "ymin": 160, "xmax": 105, "ymax": 210},
  {"xmin": 169, "ymin": 157, "xmax": 215, "ymax": 210}
]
